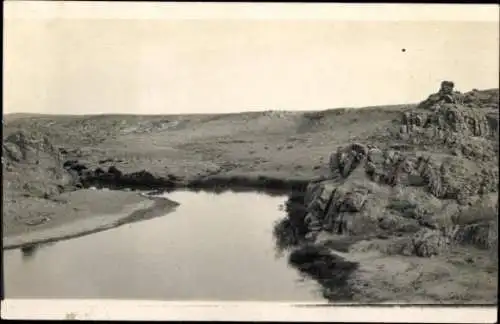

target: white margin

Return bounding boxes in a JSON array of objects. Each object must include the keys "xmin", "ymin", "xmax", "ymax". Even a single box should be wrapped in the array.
[
  {"xmin": 1, "ymin": 300, "xmax": 498, "ymax": 322},
  {"xmin": 3, "ymin": 1, "xmax": 499, "ymax": 21}
]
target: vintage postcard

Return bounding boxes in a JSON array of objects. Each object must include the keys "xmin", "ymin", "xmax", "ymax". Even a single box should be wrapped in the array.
[{"xmin": 2, "ymin": 1, "xmax": 498, "ymax": 322}]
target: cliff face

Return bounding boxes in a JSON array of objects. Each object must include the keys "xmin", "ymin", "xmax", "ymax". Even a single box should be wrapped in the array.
[{"xmin": 292, "ymin": 82, "xmax": 499, "ymax": 257}]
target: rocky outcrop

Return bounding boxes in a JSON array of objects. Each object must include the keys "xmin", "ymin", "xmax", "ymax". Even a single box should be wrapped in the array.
[
  {"xmin": 418, "ymin": 81, "xmax": 464, "ymax": 108},
  {"xmin": 399, "ymin": 104, "xmax": 495, "ymax": 158},
  {"xmin": 327, "ymin": 143, "xmax": 497, "ymax": 201},
  {"xmin": 397, "ymin": 81, "xmax": 497, "ymax": 162},
  {"xmin": 3, "ymin": 130, "xmax": 73, "ymax": 198},
  {"xmin": 279, "ymin": 82, "xmax": 499, "ymax": 257},
  {"xmin": 3, "ymin": 130, "xmax": 62, "ymax": 165},
  {"xmin": 303, "ymin": 180, "xmax": 377, "ymax": 237}
]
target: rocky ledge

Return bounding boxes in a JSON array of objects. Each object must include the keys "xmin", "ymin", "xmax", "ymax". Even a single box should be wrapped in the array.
[{"xmin": 276, "ymin": 81, "xmax": 499, "ymax": 258}]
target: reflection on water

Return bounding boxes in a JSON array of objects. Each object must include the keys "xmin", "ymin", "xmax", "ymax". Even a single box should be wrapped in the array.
[
  {"xmin": 20, "ymin": 242, "xmax": 56, "ymax": 260},
  {"xmin": 20, "ymin": 245, "xmax": 37, "ymax": 260},
  {"xmin": 3, "ymin": 190, "xmax": 325, "ymax": 301},
  {"xmin": 272, "ymin": 190, "xmax": 310, "ymax": 255},
  {"xmin": 287, "ymin": 244, "xmax": 358, "ymax": 301},
  {"xmin": 272, "ymin": 192, "xmax": 360, "ymax": 302}
]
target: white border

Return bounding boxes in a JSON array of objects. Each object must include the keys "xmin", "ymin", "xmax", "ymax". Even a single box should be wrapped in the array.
[
  {"xmin": 3, "ymin": 1, "xmax": 499, "ymax": 21},
  {"xmin": 1, "ymin": 300, "xmax": 498, "ymax": 322}
]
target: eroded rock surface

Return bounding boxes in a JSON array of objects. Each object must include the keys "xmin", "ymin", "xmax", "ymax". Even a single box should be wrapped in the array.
[
  {"xmin": 3, "ymin": 130, "xmax": 73, "ymax": 198},
  {"xmin": 280, "ymin": 82, "xmax": 499, "ymax": 258}
]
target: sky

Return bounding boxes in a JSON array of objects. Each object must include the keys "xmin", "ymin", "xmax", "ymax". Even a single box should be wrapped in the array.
[{"xmin": 3, "ymin": 2, "xmax": 499, "ymax": 115}]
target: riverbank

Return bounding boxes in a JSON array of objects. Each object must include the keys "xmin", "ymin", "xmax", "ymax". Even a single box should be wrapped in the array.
[
  {"xmin": 3, "ymin": 189, "xmax": 179, "ymax": 250},
  {"xmin": 5, "ymin": 105, "xmax": 392, "ymax": 248}
]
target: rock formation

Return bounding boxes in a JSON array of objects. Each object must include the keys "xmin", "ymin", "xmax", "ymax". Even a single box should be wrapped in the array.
[
  {"xmin": 3, "ymin": 130, "xmax": 73, "ymax": 198},
  {"xmin": 282, "ymin": 82, "xmax": 499, "ymax": 257}
]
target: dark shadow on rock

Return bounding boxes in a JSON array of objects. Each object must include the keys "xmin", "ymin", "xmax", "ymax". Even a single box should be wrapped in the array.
[
  {"xmin": 288, "ymin": 244, "xmax": 359, "ymax": 301},
  {"xmin": 272, "ymin": 191, "xmax": 369, "ymax": 301},
  {"xmin": 272, "ymin": 190, "xmax": 310, "ymax": 254}
]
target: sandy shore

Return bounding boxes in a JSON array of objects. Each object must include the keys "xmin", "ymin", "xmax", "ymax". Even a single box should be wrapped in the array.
[{"xmin": 3, "ymin": 189, "xmax": 179, "ymax": 250}]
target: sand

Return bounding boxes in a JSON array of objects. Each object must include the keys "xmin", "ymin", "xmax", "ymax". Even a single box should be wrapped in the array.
[{"xmin": 3, "ymin": 189, "xmax": 179, "ymax": 250}]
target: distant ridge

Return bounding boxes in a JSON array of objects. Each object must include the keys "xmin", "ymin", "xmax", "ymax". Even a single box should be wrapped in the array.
[{"xmin": 3, "ymin": 87, "xmax": 498, "ymax": 119}]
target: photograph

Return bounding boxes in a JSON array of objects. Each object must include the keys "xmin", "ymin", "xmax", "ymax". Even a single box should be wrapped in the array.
[{"xmin": 2, "ymin": 1, "xmax": 498, "ymax": 322}]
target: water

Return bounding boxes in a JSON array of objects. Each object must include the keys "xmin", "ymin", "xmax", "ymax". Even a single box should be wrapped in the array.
[{"xmin": 3, "ymin": 191, "xmax": 324, "ymax": 301}]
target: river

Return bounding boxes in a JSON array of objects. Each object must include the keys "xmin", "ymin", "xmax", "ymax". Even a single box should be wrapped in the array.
[{"xmin": 3, "ymin": 190, "xmax": 324, "ymax": 301}]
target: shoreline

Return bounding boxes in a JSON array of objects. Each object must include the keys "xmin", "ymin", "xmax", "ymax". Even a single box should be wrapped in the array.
[
  {"xmin": 2, "ymin": 179, "xmax": 301, "ymax": 251},
  {"xmin": 2, "ymin": 172, "xmax": 310, "ymax": 252},
  {"xmin": 3, "ymin": 192, "xmax": 180, "ymax": 251}
]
